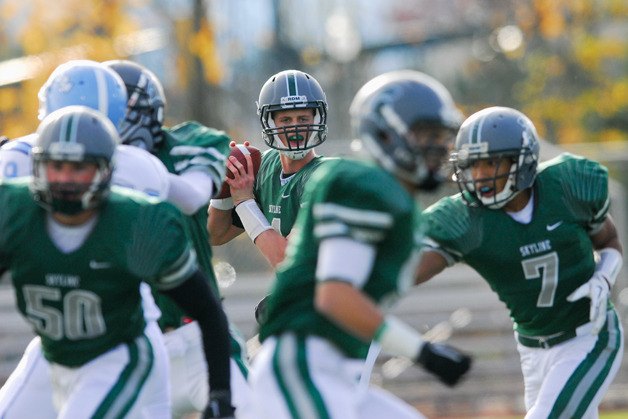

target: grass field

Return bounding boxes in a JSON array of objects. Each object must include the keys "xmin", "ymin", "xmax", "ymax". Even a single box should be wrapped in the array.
[
  {"xmin": 482, "ymin": 413, "xmax": 622, "ymax": 419},
  {"xmin": 601, "ymin": 412, "xmax": 628, "ymax": 419}
]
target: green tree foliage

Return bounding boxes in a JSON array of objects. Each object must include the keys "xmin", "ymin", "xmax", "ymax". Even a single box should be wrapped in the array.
[
  {"xmin": 0, "ymin": 0, "xmax": 135, "ymax": 137},
  {"xmin": 463, "ymin": 0, "xmax": 628, "ymax": 144}
]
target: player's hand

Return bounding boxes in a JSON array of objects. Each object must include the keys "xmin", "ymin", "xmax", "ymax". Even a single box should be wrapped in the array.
[
  {"xmin": 567, "ymin": 272, "xmax": 610, "ymax": 334},
  {"xmin": 255, "ymin": 294, "xmax": 270, "ymax": 325},
  {"xmin": 228, "ymin": 153, "xmax": 256, "ymax": 205},
  {"xmin": 415, "ymin": 342, "xmax": 472, "ymax": 387},
  {"xmin": 202, "ymin": 390, "xmax": 235, "ymax": 419}
]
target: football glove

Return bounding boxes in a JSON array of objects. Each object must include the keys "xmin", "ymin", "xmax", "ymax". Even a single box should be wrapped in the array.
[
  {"xmin": 415, "ymin": 342, "xmax": 472, "ymax": 387},
  {"xmin": 202, "ymin": 390, "xmax": 235, "ymax": 419},
  {"xmin": 567, "ymin": 272, "xmax": 610, "ymax": 335},
  {"xmin": 0, "ymin": 136, "xmax": 9, "ymax": 147}
]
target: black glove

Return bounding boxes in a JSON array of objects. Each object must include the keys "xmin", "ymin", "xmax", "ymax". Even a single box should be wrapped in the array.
[
  {"xmin": 416, "ymin": 342, "xmax": 472, "ymax": 387},
  {"xmin": 202, "ymin": 390, "xmax": 235, "ymax": 419},
  {"xmin": 255, "ymin": 294, "xmax": 270, "ymax": 325}
]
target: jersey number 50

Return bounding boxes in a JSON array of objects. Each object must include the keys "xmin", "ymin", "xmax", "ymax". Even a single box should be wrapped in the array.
[{"xmin": 22, "ymin": 285, "xmax": 106, "ymax": 340}]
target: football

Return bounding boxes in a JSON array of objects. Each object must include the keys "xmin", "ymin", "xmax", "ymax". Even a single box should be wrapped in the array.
[{"xmin": 215, "ymin": 142, "xmax": 262, "ymax": 198}]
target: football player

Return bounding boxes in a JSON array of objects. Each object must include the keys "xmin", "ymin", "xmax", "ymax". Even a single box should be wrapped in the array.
[
  {"xmin": 0, "ymin": 106, "xmax": 233, "ymax": 418},
  {"xmin": 208, "ymin": 69, "xmax": 334, "ymax": 268},
  {"xmin": 247, "ymin": 72, "xmax": 471, "ymax": 419},
  {"xmin": 103, "ymin": 60, "xmax": 251, "ymax": 418},
  {"xmin": 416, "ymin": 106, "xmax": 624, "ymax": 418},
  {"xmin": 0, "ymin": 60, "xmax": 238, "ymax": 418},
  {"xmin": 0, "ymin": 60, "xmax": 177, "ymax": 418},
  {"xmin": 348, "ymin": 70, "xmax": 466, "ymax": 413}
]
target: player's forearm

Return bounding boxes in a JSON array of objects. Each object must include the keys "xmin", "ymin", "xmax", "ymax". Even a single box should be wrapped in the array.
[
  {"xmin": 315, "ymin": 281, "xmax": 383, "ymax": 341},
  {"xmin": 590, "ymin": 216, "xmax": 623, "ymax": 255},
  {"xmin": 168, "ymin": 172, "xmax": 214, "ymax": 215},
  {"xmin": 161, "ymin": 270, "xmax": 232, "ymax": 394},
  {"xmin": 415, "ymin": 250, "xmax": 448, "ymax": 285},
  {"xmin": 254, "ymin": 230, "xmax": 288, "ymax": 268},
  {"xmin": 207, "ymin": 206, "xmax": 244, "ymax": 245}
]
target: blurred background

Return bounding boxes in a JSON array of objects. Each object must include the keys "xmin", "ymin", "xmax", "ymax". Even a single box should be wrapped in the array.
[{"xmin": 1, "ymin": 0, "xmax": 627, "ymax": 417}]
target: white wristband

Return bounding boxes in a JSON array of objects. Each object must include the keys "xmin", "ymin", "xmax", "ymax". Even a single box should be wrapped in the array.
[
  {"xmin": 595, "ymin": 248, "xmax": 622, "ymax": 288},
  {"xmin": 374, "ymin": 315, "xmax": 425, "ymax": 359},
  {"xmin": 210, "ymin": 197, "xmax": 234, "ymax": 211},
  {"xmin": 235, "ymin": 199, "xmax": 272, "ymax": 242}
]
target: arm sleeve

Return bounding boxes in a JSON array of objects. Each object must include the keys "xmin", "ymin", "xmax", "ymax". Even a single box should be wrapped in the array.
[
  {"xmin": 559, "ymin": 155, "xmax": 610, "ymax": 233},
  {"xmin": 316, "ymin": 237, "xmax": 376, "ymax": 288},
  {"xmin": 167, "ymin": 171, "xmax": 214, "ymax": 215},
  {"xmin": 161, "ymin": 269, "xmax": 231, "ymax": 394},
  {"xmin": 421, "ymin": 197, "xmax": 474, "ymax": 263}
]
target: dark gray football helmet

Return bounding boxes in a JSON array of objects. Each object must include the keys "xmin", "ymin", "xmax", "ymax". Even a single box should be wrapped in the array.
[
  {"xmin": 451, "ymin": 106, "xmax": 540, "ymax": 208},
  {"xmin": 350, "ymin": 70, "xmax": 463, "ymax": 190},
  {"xmin": 31, "ymin": 106, "xmax": 118, "ymax": 215},
  {"xmin": 257, "ymin": 70, "xmax": 328, "ymax": 160},
  {"xmin": 103, "ymin": 60, "xmax": 166, "ymax": 151}
]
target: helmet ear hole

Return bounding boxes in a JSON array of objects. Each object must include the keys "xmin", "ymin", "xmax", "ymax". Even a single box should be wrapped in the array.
[{"xmin": 378, "ymin": 130, "xmax": 393, "ymax": 146}]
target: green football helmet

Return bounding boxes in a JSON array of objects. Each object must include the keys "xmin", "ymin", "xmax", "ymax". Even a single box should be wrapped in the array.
[{"xmin": 31, "ymin": 106, "xmax": 119, "ymax": 215}]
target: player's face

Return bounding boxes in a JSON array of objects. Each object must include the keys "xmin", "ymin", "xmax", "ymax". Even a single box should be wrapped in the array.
[
  {"xmin": 409, "ymin": 126, "xmax": 455, "ymax": 172},
  {"xmin": 271, "ymin": 109, "xmax": 315, "ymax": 150},
  {"xmin": 470, "ymin": 157, "xmax": 513, "ymax": 199},
  {"xmin": 45, "ymin": 160, "xmax": 98, "ymax": 200}
]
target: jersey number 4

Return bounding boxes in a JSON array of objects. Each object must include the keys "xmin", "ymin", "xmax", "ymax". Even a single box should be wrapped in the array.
[
  {"xmin": 23, "ymin": 285, "xmax": 106, "ymax": 340},
  {"xmin": 521, "ymin": 252, "xmax": 559, "ymax": 307}
]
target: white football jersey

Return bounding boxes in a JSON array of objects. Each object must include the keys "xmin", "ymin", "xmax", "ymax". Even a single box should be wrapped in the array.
[
  {"xmin": 112, "ymin": 144, "xmax": 170, "ymax": 199},
  {"xmin": 0, "ymin": 134, "xmax": 36, "ymax": 179},
  {"xmin": 0, "ymin": 138, "xmax": 170, "ymax": 201}
]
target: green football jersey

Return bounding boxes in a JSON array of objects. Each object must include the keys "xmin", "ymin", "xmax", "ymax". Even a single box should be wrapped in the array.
[
  {"xmin": 259, "ymin": 159, "xmax": 423, "ymax": 359},
  {"xmin": 153, "ymin": 121, "xmax": 230, "ymax": 329},
  {"xmin": 254, "ymin": 149, "xmax": 333, "ymax": 236},
  {"xmin": 0, "ymin": 181, "xmax": 196, "ymax": 366},
  {"xmin": 423, "ymin": 153, "xmax": 610, "ymax": 337}
]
